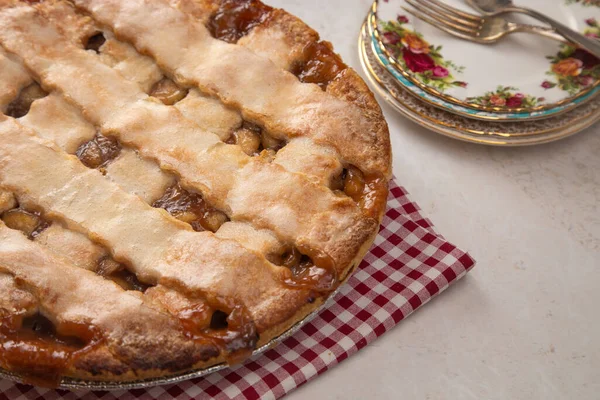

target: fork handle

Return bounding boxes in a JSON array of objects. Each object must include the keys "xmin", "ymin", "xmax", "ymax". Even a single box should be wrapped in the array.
[
  {"xmin": 511, "ymin": 23, "xmax": 569, "ymax": 45},
  {"xmin": 506, "ymin": 6, "xmax": 600, "ymax": 57}
]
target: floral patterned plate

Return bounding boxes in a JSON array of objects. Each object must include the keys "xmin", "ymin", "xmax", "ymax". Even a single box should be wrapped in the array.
[
  {"xmin": 371, "ymin": 0, "xmax": 600, "ymax": 121},
  {"xmin": 359, "ymin": 22, "xmax": 600, "ymax": 145}
]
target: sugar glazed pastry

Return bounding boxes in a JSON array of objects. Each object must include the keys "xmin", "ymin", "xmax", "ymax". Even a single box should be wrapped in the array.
[{"xmin": 0, "ymin": 0, "xmax": 391, "ymax": 386}]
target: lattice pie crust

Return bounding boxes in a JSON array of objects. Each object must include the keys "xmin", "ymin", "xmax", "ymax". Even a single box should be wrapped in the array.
[{"xmin": 0, "ymin": 0, "xmax": 391, "ymax": 386}]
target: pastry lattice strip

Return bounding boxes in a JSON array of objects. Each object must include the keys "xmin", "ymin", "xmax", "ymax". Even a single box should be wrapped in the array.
[{"xmin": 0, "ymin": 47, "xmax": 32, "ymax": 112}]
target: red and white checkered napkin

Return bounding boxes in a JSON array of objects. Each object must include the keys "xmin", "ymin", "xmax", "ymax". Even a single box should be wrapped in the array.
[{"xmin": 0, "ymin": 180, "xmax": 475, "ymax": 400}]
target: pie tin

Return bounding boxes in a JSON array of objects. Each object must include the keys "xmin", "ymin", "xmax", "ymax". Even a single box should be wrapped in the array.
[{"xmin": 0, "ymin": 284, "xmax": 344, "ymax": 390}]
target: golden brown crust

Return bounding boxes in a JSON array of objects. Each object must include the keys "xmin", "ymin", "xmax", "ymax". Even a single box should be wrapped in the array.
[
  {"xmin": 238, "ymin": 8, "xmax": 320, "ymax": 71},
  {"xmin": 265, "ymin": 12, "xmax": 392, "ymax": 179},
  {"xmin": 233, "ymin": 1, "xmax": 391, "ymax": 178},
  {"xmin": 0, "ymin": 0, "xmax": 391, "ymax": 385},
  {"xmin": 328, "ymin": 68, "xmax": 393, "ymax": 176}
]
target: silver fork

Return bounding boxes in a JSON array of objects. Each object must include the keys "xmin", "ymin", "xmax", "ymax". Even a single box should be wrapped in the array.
[{"xmin": 402, "ymin": 0, "xmax": 566, "ymax": 44}]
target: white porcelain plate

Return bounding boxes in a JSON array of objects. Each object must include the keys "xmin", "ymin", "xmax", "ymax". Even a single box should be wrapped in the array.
[
  {"xmin": 359, "ymin": 23, "xmax": 600, "ymax": 145},
  {"xmin": 372, "ymin": 0, "xmax": 600, "ymax": 120}
]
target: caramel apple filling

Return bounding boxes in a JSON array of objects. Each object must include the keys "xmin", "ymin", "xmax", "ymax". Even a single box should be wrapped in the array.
[
  {"xmin": 0, "ymin": 312, "xmax": 97, "ymax": 387},
  {"xmin": 97, "ymin": 257, "xmax": 151, "ymax": 292},
  {"xmin": 331, "ymin": 166, "xmax": 389, "ymax": 219},
  {"xmin": 208, "ymin": 0, "xmax": 274, "ymax": 43},
  {"xmin": 207, "ymin": 1, "xmax": 345, "ymax": 90},
  {"xmin": 268, "ymin": 246, "xmax": 337, "ymax": 293},
  {"xmin": 146, "ymin": 286, "xmax": 258, "ymax": 363},
  {"xmin": 361, "ymin": 176, "xmax": 389, "ymax": 220},
  {"xmin": 76, "ymin": 133, "xmax": 121, "ymax": 170},
  {"xmin": 149, "ymin": 77, "xmax": 189, "ymax": 106},
  {"xmin": 5, "ymin": 82, "xmax": 48, "ymax": 118},
  {"xmin": 226, "ymin": 121, "xmax": 284, "ymax": 156},
  {"xmin": 1, "ymin": 208, "xmax": 50, "ymax": 239},
  {"xmin": 153, "ymin": 183, "xmax": 229, "ymax": 232},
  {"xmin": 260, "ymin": 130, "xmax": 285, "ymax": 152},
  {"xmin": 204, "ymin": 305, "xmax": 257, "ymax": 362},
  {"xmin": 291, "ymin": 42, "xmax": 347, "ymax": 90},
  {"xmin": 331, "ymin": 166, "xmax": 365, "ymax": 202},
  {"xmin": 227, "ymin": 127, "xmax": 261, "ymax": 156}
]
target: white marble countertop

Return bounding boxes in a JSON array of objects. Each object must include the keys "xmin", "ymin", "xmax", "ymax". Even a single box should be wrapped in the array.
[{"xmin": 265, "ymin": 1, "xmax": 600, "ymax": 399}]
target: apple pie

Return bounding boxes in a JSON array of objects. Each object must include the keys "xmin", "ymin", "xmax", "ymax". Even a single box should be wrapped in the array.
[{"xmin": 0, "ymin": 0, "xmax": 391, "ymax": 386}]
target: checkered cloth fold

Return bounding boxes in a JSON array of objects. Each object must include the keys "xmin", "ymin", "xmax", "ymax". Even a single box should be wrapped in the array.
[{"xmin": 0, "ymin": 180, "xmax": 475, "ymax": 400}]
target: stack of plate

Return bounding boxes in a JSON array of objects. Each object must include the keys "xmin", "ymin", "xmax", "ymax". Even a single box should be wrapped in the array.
[{"xmin": 359, "ymin": 0, "xmax": 600, "ymax": 145}]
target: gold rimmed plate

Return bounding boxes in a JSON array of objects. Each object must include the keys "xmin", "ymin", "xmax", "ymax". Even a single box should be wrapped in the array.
[
  {"xmin": 371, "ymin": 0, "xmax": 600, "ymax": 121},
  {"xmin": 359, "ymin": 22, "xmax": 600, "ymax": 145}
]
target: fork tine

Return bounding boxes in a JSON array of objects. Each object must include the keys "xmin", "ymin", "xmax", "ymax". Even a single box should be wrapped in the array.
[
  {"xmin": 417, "ymin": 0, "xmax": 482, "ymax": 23},
  {"xmin": 401, "ymin": 6, "xmax": 477, "ymax": 40},
  {"xmin": 404, "ymin": 0, "xmax": 478, "ymax": 35},
  {"xmin": 413, "ymin": 0, "xmax": 480, "ymax": 28}
]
